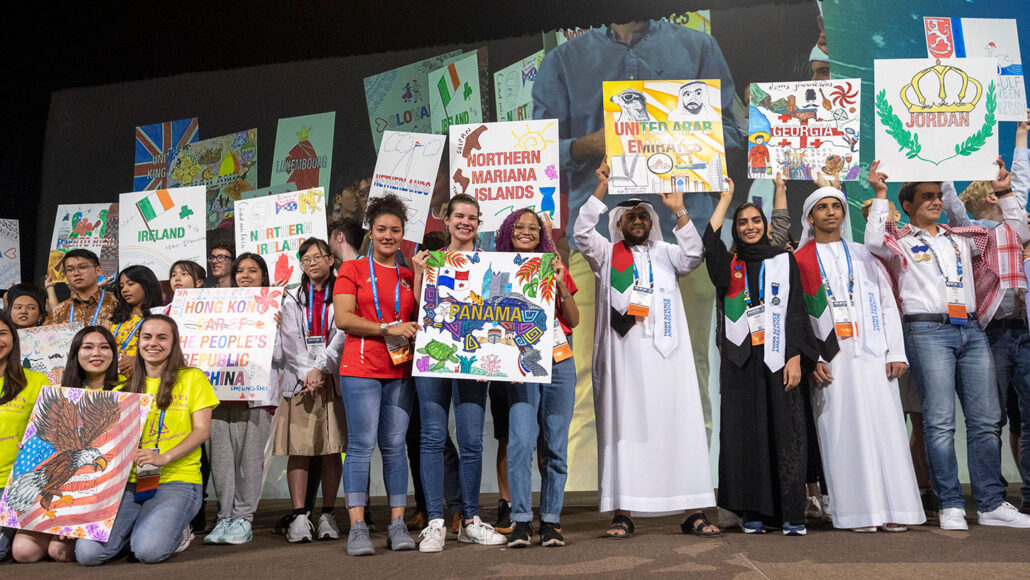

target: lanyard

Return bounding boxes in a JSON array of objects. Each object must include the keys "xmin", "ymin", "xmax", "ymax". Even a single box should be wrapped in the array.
[
  {"xmin": 70, "ymin": 290, "xmax": 106, "ymax": 325},
  {"xmin": 307, "ymin": 282, "xmax": 331, "ymax": 337},
  {"xmin": 153, "ymin": 409, "xmax": 167, "ymax": 446},
  {"xmin": 816, "ymin": 242, "xmax": 854, "ymax": 302},
  {"xmin": 115, "ymin": 316, "xmax": 145, "ymax": 352},
  {"xmin": 368, "ymin": 255, "xmax": 401, "ymax": 322},
  {"xmin": 443, "ymin": 245, "xmax": 479, "ymax": 252},
  {"xmin": 916, "ymin": 232, "xmax": 963, "ymax": 282},
  {"xmin": 631, "ymin": 249, "xmax": 654, "ymax": 288},
  {"xmin": 742, "ymin": 261, "xmax": 767, "ymax": 307}
]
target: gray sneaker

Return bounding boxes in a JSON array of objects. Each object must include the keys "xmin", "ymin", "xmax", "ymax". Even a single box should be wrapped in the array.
[
  {"xmin": 317, "ymin": 512, "xmax": 340, "ymax": 540},
  {"xmin": 387, "ymin": 516, "xmax": 416, "ymax": 551},
  {"xmin": 347, "ymin": 520, "xmax": 375, "ymax": 556}
]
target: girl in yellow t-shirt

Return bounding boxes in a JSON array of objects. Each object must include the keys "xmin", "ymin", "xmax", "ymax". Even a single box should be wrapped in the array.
[{"xmin": 110, "ymin": 266, "xmax": 165, "ymax": 379}]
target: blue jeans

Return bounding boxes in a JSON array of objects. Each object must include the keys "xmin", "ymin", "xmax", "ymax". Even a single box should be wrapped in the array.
[
  {"xmin": 904, "ymin": 320, "xmax": 1005, "ymax": 512},
  {"xmin": 76, "ymin": 482, "xmax": 201, "ymax": 566},
  {"xmin": 507, "ymin": 354, "xmax": 576, "ymax": 524},
  {"xmin": 985, "ymin": 324, "xmax": 1030, "ymax": 501},
  {"xmin": 340, "ymin": 376, "xmax": 413, "ymax": 508},
  {"xmin": 416, "ymin": 377, "xmax": 487, "ymax": 519}
]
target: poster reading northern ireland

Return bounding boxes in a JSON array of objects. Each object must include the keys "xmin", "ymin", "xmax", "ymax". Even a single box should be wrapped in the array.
[
  {"xmin": 133, "ymin": 117, "xmax": 199, "ymax": 191},
  {"xmin": 18, "ymin": 325, "xmax": 79, "ymax": 386},
  {"xmin": 48, "ymin": 204, "xmax": 119, "ymax": 284},
  {"xmin": 271, "ymin": 112, "xmax": 335, "ymax": 191},
  {"xmin": 603, "ymin": 80, "xmax": 728, "ymax": 195},
  {"xmin": 414, "ymin": 251, "xmax": 555, "ymax": 382},
  {"xmin": 874, "ymin": 58, "xmax": 999, "ymax": 182},
  {"xmin": 367, "ymin": 131, "xmax": 446, "ymax": 244},
  {"xmin": 428, "ymin": 52, "xmax": 484, "ymax": 134},
  {"xmin": 118, "ymin": 186, "xmax": 206, "ymax": 280},
  {"xmin": 0, "ymin": 219, "xmax": 20, "ymax": 287},
  {"xmin": 494, "ymin": 51, "xmax": 544, "ymax": 122},
  {"xmin": 748, "ymin": 80, "xmax": 861, "ymax": 181},
  {"xmin": 449, "ymin": 119, "xmax": 560, "ymax": 232},
  {"xmin": 166, "ymin": 129, "xmax": 258, "ymax": 230},
  {"xmin": 234, "ymin": 189, "xmax": 328, "ymax": 287}
]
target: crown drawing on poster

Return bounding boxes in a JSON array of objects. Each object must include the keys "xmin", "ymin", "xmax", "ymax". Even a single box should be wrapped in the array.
[
  {"xmin": 296, "ymin": 127, "xmax": 311, "ymax": 141},
  {"xmin": 900, "ymin": 60, "xmax": 983, "ymax": 113}
]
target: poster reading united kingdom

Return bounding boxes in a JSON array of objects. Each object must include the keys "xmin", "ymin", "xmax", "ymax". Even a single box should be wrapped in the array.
[{"xmin": 603, "ymin": 80, "xmax": 728, "ymax": 195}]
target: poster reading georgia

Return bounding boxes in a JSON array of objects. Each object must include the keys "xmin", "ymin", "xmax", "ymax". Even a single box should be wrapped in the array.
[
  {"xmin": 234, "ymin": 188, "xmax": 328, "ymax": 287},
  {"xmin": 414, "ymin": 251, "xmax": 556, "ymax": 382},
  {"xmin": 118, "ymin": 186, "xmax": 206, "ymax": 280},
  {"xmin": 167, "ymin": 287, "xmax": 282, "ymax": 402},
  {"xmin": 448, "ymin": 119, "xmax": 560, "ymax": 232},
  {"xmin": 603, "ymin": 79, "xmax": 728, "ymax": 195}
]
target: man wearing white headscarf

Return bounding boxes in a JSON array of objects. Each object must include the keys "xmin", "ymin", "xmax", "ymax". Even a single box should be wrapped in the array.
[
  {"xmin": 573, "ymin": 161, "xmax": 718, "ymax": 538},
  {"xmin": 794, "ymin": 187, "xmax": 925, "ymax": 531}
]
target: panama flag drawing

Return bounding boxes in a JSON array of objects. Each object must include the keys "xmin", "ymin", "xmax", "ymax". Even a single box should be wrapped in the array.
[
  {"xmin": 437, "ymin": 267, "xmax": 470, "ymax": 291},
  {"xmin": 136, "ymin": 189, "xmax": 175, "ymax": 224}
]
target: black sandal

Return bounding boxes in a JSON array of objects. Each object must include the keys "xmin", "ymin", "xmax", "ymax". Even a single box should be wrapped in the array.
[
  {"xmin": 605, "ymin": 514, "xmax": 635, "ymax": 539},
  {"xmin": 682, "ymin": 512, "xmax": 721, "ymax": 537}
]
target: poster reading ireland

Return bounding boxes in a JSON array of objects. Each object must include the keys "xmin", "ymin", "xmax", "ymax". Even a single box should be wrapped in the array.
[
  {"xmin": 271, "ymin": 112, "xmax": 335, "ymax": 191},
  {"xmin": 166, "ymin": 129, "xmax": 258, "ymax": 231},
  {"xmin": 449, "ymin": 119, "xmax": 560, "ymax": 232},
  {"xmin": 748, "ymin": 80, "xmax": 861, "ymax": 181},
  {"xmin": 874, "ymin": 58, "xmax": 999, "ymax": 182},
  {"xmin": 428, "ymin": 52, "xmax": 483, "ymax": 134},
  {"xmin": 603, "ymin": 80, "xmax": 728, "ymax": 195},
  {"xmin": 367, "ymin": 131, "xmax": 446, "ymax": 244},
  {"xmin": 48, "ymin": 204, "xmax": 119, "ymax": 284},
  {"xmin": 119, "ymin": 186, "xmax": 206, "ymax": 280},
  {"xmin": 234, "ymin": 189, "xmax": 328, "ymax": 287},
  {"xmin": 414, "ymin": 251, "xmax": 556, "ymax": 382}
]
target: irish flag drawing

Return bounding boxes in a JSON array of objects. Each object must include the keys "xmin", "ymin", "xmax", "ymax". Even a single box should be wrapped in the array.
[{"xmin": 136, "ymin": 189, "xmax": 175, "ymax": 224}]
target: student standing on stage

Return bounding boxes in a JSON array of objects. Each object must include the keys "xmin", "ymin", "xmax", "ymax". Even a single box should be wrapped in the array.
[
  {"xmin": 44, "ymin": 249, "xmax": 116, "ymax": 327},
  {"xmin": 4, "ymin": 284, "xmax": 47, "ymax": 329},
  {"xmin": 204, "ymin": 241, "xmax": 235, "ymax": 289},
  {"xmin": 335, "ymin": 194, "xmax": 418, "ymax": 556},
  {"xmin": 110, "ymin": 265, "xmax": 163, "ymax": 378}
]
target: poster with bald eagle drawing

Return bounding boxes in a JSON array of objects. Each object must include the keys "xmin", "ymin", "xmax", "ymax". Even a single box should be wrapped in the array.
[{"xmin": 0, "ymin": 387, "xmax": 152, "ymax": 541}]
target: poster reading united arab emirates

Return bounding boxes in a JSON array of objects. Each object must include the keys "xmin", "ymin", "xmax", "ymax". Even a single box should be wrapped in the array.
[
  {"xmin": 168, "ymin": 287, "xmax": 281, "ymax": 402},
  {"xmin": 748, "ymin": 80, "xmax": 861, "ymax": 181},
  {"xmin": 448, "ymin": 119, "xmax": 560, "ymax": 232},
  {"xmin": 234, "ymin": 189, "xmax": 328, "ymax": 287},
  {"xmin": 48, "ymin": 203, "xmax": 119, "ymax": 284},
  {"xmin": 367, "ymin": 131, "xmax": 446, "ymax": 244},
  {"xmin": 603, "ymin": 80, "xmax": 728, "ymax": 195},
  {"xmin": 19, "ymin": 325, "xmax": 79, "ymax": 386},
  {"xmin": 874, "ymin": 58, "xmax": 999, "ymax": 182},
  {"xmin": 119, "ymin": 186, "xmax": 206, "ymax": 280},
  {"xmin": 414, "ymin": 251, "xmax": 556, "ymax": 382},
  {"xmin": 166, "ymin": 129, "xmax": 258, "ymax": 231}
]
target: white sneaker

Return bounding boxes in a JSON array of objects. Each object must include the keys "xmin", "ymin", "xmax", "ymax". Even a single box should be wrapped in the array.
[
  {"xmin": 317, "ymin": 512, "xmax": 340, "ymax": 540},
  {"xmin": 977, "ymin": 502, "xmax": 1030, "ymax": 528},
  {"xmin": 457, "ymin": 516, "xmax": 507, "ymax": 545},
  {"xmin": 287, "ymin": 512, "xmax": 314, "ymax": 543},
  {"xmin": 419, "ymin": 518, "xmax": 446, "ymax": 553},
  {"xmin": 174, "ymin": 525, "xmax": 194, "ymax": 553},
  {"xmin": 820, "ymin": 495, "xmax": 832, "ymax": 522},
  {"xmin": 939, "ymin": 507, "xmax": 968, "ymax": 530},
  {"xmin": 804, "ymin": 496, "xmax": 822, "ymax": 520}
]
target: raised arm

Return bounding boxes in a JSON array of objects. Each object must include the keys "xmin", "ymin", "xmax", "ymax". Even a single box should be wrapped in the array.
[
  {"xmin": 994, "ymin": 157, "xmax": 1030, "ymax": 242},
  {"xmin": 769, "ymin": 172, "xmax": 791, "ymax": 247},
  {"xmin": 709, "ymin": 177, "xmax": 735, "ymax": 232},
  {"xmin": 941, "ymin": 180, "xmax": 973, "ymax": 227},
  {"xmin": 1011, "ymin": 110, "xmax": 1030, "ymax": 210},
  {"xmin": 659, "ymin": 188, "xmax": 703, "ymax": 276},
  {"xmin": 863, "ymin": 160, "xmax": 893, "ymax": 259}
]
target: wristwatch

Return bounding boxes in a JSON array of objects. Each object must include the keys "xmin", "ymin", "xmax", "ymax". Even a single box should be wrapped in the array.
[
  {"xmin": 379, "ymin": 322, "xmax": 389, "ymax": 335},
  {"xmin": 673, "ymin": 208, "xmax": 688, "ymax": 219}
]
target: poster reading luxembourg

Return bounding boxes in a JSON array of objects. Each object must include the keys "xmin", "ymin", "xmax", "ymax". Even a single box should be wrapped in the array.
[
  {"xmin": 19, "ymin": 325, "xmax": 79, "ymax": 386},
  {"xmin": 924, "ymin": 17, "xmax": 1026, "ymax": 122},
  {"xmin": 428, "ymin": 51, "xmax": 484, "ymax": 134},
  {"xmin": 364, "ymin": 50, "xmax": 463, "ymax": 152},
  {"xmin": 48, "ymin": 204, "xmax": 119, "ymax": 284},
  {"xmin": 494, "ymin": 51, "xmax": 545, "ymax": 122},
  {"xmin": 603, "ymin": 80, "xmax": 728, "ymax": 195},
  {"xmin": 367, "ymin": 131, "xmax": 446, "ymax": 244},
  {"xmin": 448, "ymin": 120, "xmax": 560, "ymax": 232},
  {"xmin": 234, "ymin": 189, "xmax": 328, "ymax": 287},
  {"xmin": 0, "ymin": 387, "xmax": 151, "ymax": 542},
  {"xmin": 874, "ymin": 58, "xmax": 999, "ymax": 182},
  {"xmin": 414, "ymin": 251, "xmax": 555, "ymax": 382},
  {"xmin": 748, "ymin": 80, "xmax": 861, "ymax": 181},
  {"xmin": 271, "ymin": 112, "xmax": 335, "ymax": 191},
  {"xmin": 166, "ymin": 129, "xmax": 258, "ymax": 230},
  {"xmin": 118, "ymin": 186, "xmax": 206, "ymax": 280},
  {"xmin": 168, "ymin": 287, "xmax": 281, "ymax": 402},
  {"xmin": 133, "ymin": 117, "xmax": 199, "ymax": 191},
  {"xmin": 0, "ymin": 219, "xmax": 20, "ymax": 287}
]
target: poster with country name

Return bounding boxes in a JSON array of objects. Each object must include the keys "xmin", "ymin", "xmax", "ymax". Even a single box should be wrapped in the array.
[
  {"xmin": 48, "ymin": 204, "xmax": 119, "ymax": 284},
  {"xmin": 234, "ymin": 188, "xmax": 328, "ymax": 287},
  {"xmin": 414, "ymin": 251, "xmax": 555, "ymax": 382},
  {"xmin": 748, "ymin": 80, "xmax": 861, "ymax": 181},
  {"xmin": 449, "ymin": 119, "xmax": 560, "ymax": 232},
  {"xmin": 494, "ymin": 51, "xmax": 544, "ymax": 122},
  {"xmin": 133, "ymin": 117, "xmax": 199, "ymax": 191},
  {"xmin": 118, "ymin": 186, "xmax": 206, "ymax": 280},
  {"xmin": 603, "ymin": 79, "xmax": 728, "ymax": 194},
  {"xmin": 18, "ymin": 324, "xmax": 79, "ymax": 386},
  {"xmin": 168, "ymin": 287, "xmax": 281, "ymax": 402},
  {"xmin": 874, "ymin": 57, "xmax": 999, "ymax": 181},
  {"xmin": 166, "ymin": 129, "xmax": 258, "ymax": 231},
  {"xmin": 428, "ymin": 51, "xmax": 484, "ymax": 134},
  {"xmin": 271, "ymin": 112, "xmax": 335, "ymax": 191},
  {"xmin": 367, "ymin": 131, "xmax": 446, "ymax": 244},
  {"xmin": 0, "ymin": 219, "xmax": 20, "ymax": 287},
  {"xmin": 364, "ymin": 50, "xmax": 463, "ymax": 152}
]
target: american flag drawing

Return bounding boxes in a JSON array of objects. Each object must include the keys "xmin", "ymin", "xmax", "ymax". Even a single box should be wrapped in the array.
[{"xmin": 134, "ymin": 118, "xmax": 199, "ymax": 191}]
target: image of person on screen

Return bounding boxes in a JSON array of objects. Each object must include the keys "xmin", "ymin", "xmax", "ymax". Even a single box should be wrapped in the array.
[{"xmin": 668, "ymin": 80, "xmax": 719, "ymax": 123}]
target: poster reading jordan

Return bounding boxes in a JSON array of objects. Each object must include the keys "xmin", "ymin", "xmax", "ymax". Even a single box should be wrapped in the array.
[
  {"xmin": 367, "ymin": 131, "xmax": 446, "ymax": 244},
  {"xmin": 448, "ymin": 119, "xmax": 560, "ymax": 232},
  {"xmin": 748, "ymin": 80, "xmax": 861, "ymax": 181},
  {"xmin": 603, "ymin": 80, "xmax": 728, "ymax": 195},
  {"xmin": 874, "ymin": 58, "xmax": 999, "ymax": 181},
  {"xmin": 414, "ymin": 251, "xmax": 555, "ymax": 382}
]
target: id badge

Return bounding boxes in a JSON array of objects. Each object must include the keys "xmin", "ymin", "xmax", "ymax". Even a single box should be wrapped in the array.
[
  {"xmin": 626, "ymin": 285, "xmax": 653, "ymax": 318},
  {"xmin": 134, "ymin": 449, "xmax": 161, "ymax": 502},
  {"xmin": 945, "ymin": 281, "xmax": 968, "ymax": 325},
  {"xmin": 552, "ymin": 320, "xmax": 573, "ymax": 363},
  {"xmin": 830, "ymin": 300, "xmax": 856, "ymax": 339},
  {"xmin": 306, "ymin": 336, "xmax": 326, "ymax": 359},
  {"xmin": 745, "ymin": 305, "xmax": 766, "ymax": 346},
  {"xmin": 384, "ymin": 322, "xmax": 413, "ymax": 365}
]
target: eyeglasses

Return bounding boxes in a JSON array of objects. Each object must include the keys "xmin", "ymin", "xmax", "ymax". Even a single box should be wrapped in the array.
[
  {"xmin": 513, "ymin": 224, "xmax": 541, "ymax": 233},
  {"xmin": 300, "ymin": 254, "xmax": 330, "ymax": 265},
  {"xmin": 209, "ymin": 254, "xmax": 232, "ymax": 263},
  {"xmin": 63, "ymin": 264, "xmax": 97, "ymax": 274}
]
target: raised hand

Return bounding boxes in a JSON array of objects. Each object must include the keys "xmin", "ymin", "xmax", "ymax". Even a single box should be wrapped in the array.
[{"xmin": 868, "ymin": 160, "xmax": 888, "ymax": 198}]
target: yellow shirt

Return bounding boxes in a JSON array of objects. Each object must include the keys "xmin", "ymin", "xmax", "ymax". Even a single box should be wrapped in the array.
[
  {"xmin": 130, "ymin": 367, "xmax": 218, "ymax": 485},
  {"xmin": 0, "ymin": 370, "xmax": 48, "ymax": 485},
  {"xmin": 111, "ymin": 314, "xmax": 144, "ymax": 358}
]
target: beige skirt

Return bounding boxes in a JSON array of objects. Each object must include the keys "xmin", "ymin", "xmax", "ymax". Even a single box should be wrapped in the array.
[{"xmin": 273, "ymin": 383, "xmax": 347, "ymax": 456}]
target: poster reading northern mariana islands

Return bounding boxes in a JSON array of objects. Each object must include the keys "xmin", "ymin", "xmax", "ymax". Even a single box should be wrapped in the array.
[
  {"xmin": 234, "ymin": 189, "xmax": 328, "ymax": 287},
  {"xmin": 18, "ymin": 325, "xmax": 79, "ymax": 386},
  {"xmin": 118, "ymin": 186, "xmax": 206, "ymax": 280},
  {"xmin": 271, "ymin": 112, "xmax": 335, "ymax": 191},
  {"xmin": 367, "ymin": 131, "xmax": 446, "ymax": 244},
  {"xmin": 48, "ymin": 203, "xmax": 119, "ymax": 284},
  {"xmin": 0, "ymin": 219, "xmax": 20, "ymax": 287},
  {"xmin": 133, "ymin": 117, "xmax": 199, "ymax": 191},
  {"xmin": 414, "ymin": 251, "xmax": 556, "ymax": 382},
  {"xmin": 874, "ymin": 58, "xmax": 999, "ymax": 182},
  {"xmin": 364, "ymin": 50, "xmax": 462, "ymax": 152},
  {"xmin": 603, "ymin": 80, "xmax": 728, "ymax": 195},
  {"xmin": 166, "ymin": 129, "xmax": 258, "ymax": 231},
  {"xmin": 449, "ymin": 119, "xmax": 560, "ymax": 232},
  {"xmin": 748, "ymin": 80, "xmax": 861, "ymax": 181},
  {"xmin": 924, "ymin": 17, "xmax": 1026, "ymax": 122},
  {"xmin": 0, "ymin": 387, "xmax": 152, "ymax": 542},
  {"xmin": 428, "ymin": 51, "xmax": 484, "ymax": 134},
  {"xmin": 167, "ymin": 287, "xmax": 281, "ymax": 402},
  {"xmin": 494, "ymin": 51, "xmax": 544, "ymax": 122}
]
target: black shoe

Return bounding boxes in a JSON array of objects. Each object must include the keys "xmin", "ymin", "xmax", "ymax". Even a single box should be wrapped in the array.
[
  {"xmin": 539, "ymin": 522, "xmax": 565, "ymax": 547},
  {"xmin": 921, "ymin": 490, "xmax": 940, "ymax": 521},
  {"xmin": 273, "ymin": 513, "xmax": 293, "ymax": 535},
  {"xmin": 1020, "ymin": 500, "xmax": 1030, "ymax": 516},
  {"xmin": 364, "ymin": 508, "xmax": 376, "ymax": 532},
  {"xmin": 494, "ymin": 500, "xmax": 513, "ymax": 533},
  {"xmin": 507, "ymin": 521, "xmax": 532, "ymax": 548}
]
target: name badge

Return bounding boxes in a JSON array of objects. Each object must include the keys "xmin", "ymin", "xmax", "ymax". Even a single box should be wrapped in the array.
[
  {"xmin": 946, "ymin": 281, "xmax": 968, "ymax": 325},
  {"xmin": 745, "ymin": 305, "xmax": 766, "ymax": 345},
  {"xmin": 552, "ymin": 320, "xmax": 573, "ymax": 363},
  {"xmin": 830, "ymin": 300, "xmax": 856, "ymax": 339},
  {"xmin": 384, "ymin": 321, "xmax": 413, "ymax": 365},
  {"xmin": 626, "ymin": 285, "xmax": 653, "ymax": 318},
  {"xmin": 306, "ymin": 336, "xmax": 326, "ymax": 359},
  {"xmin": 134, "ymin": 448, "xmax": 161, "ymax": 502}
]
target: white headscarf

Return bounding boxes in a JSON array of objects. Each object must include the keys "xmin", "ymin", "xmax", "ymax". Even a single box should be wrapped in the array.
[
  {"xmin": 798, "ymin": 187, "xmax": 847, "ymax": 249},
  {"xmin": 608, "ymin": 199, "xmax": 664, "ymax": 245}
]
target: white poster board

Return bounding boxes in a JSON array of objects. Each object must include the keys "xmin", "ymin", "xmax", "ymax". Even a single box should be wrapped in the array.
[
  {"xmin": 366, "ymin": 131, "xmax": 446, "ymax": 243},
  {"xmin": 118, "ymin": 186, "xmax": 206, "ymax": 279},
  {"xmin": 0, "ymin": 219, "xmax": 20, "ymax": 287},
  {"xmin": 234, "ymin": 188, "xmax": 328, "ymax": 287}
]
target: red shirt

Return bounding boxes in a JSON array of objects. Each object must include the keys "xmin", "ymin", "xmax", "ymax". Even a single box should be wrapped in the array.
[
  {"xmin": 556, "ymin": 269, "xmax": 578, "ymax": 336},
  {"xmin": 334, "ymin": 258, "xmax": 416, "ymax": 378}
]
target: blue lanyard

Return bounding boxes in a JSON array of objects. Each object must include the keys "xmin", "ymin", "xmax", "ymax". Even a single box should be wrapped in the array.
[
  {"xmin": 154, "ymin": 409, "xmax": 166, "ymax": 446},
  {"xmin": 816, "ymin": 242, "xmax": 854, "ymax": 302},
  {"xmin": 742, "ymin": 261, "xmax": 766, "ymax": 308},
  {"xmin": 631, "ymin": 249, "xmax": 653, "ymax": 288},
  {"xmin": 368, "ymin": 255, "xmax": 401, "ymax": 322},
  {"xmin": 916, "ymin": 232, "xmax": 963, "ymax": 282},
  {"xmin": 115, "ymin": 316, "xmax": 145, "ymax": 352},
  {"xmin": 70, "ymin": 290, "xmax": 106, "ymax": 325},
  {"xmin": 307, "ymin": 282, "xmax": 331, "ymax": 337}
]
